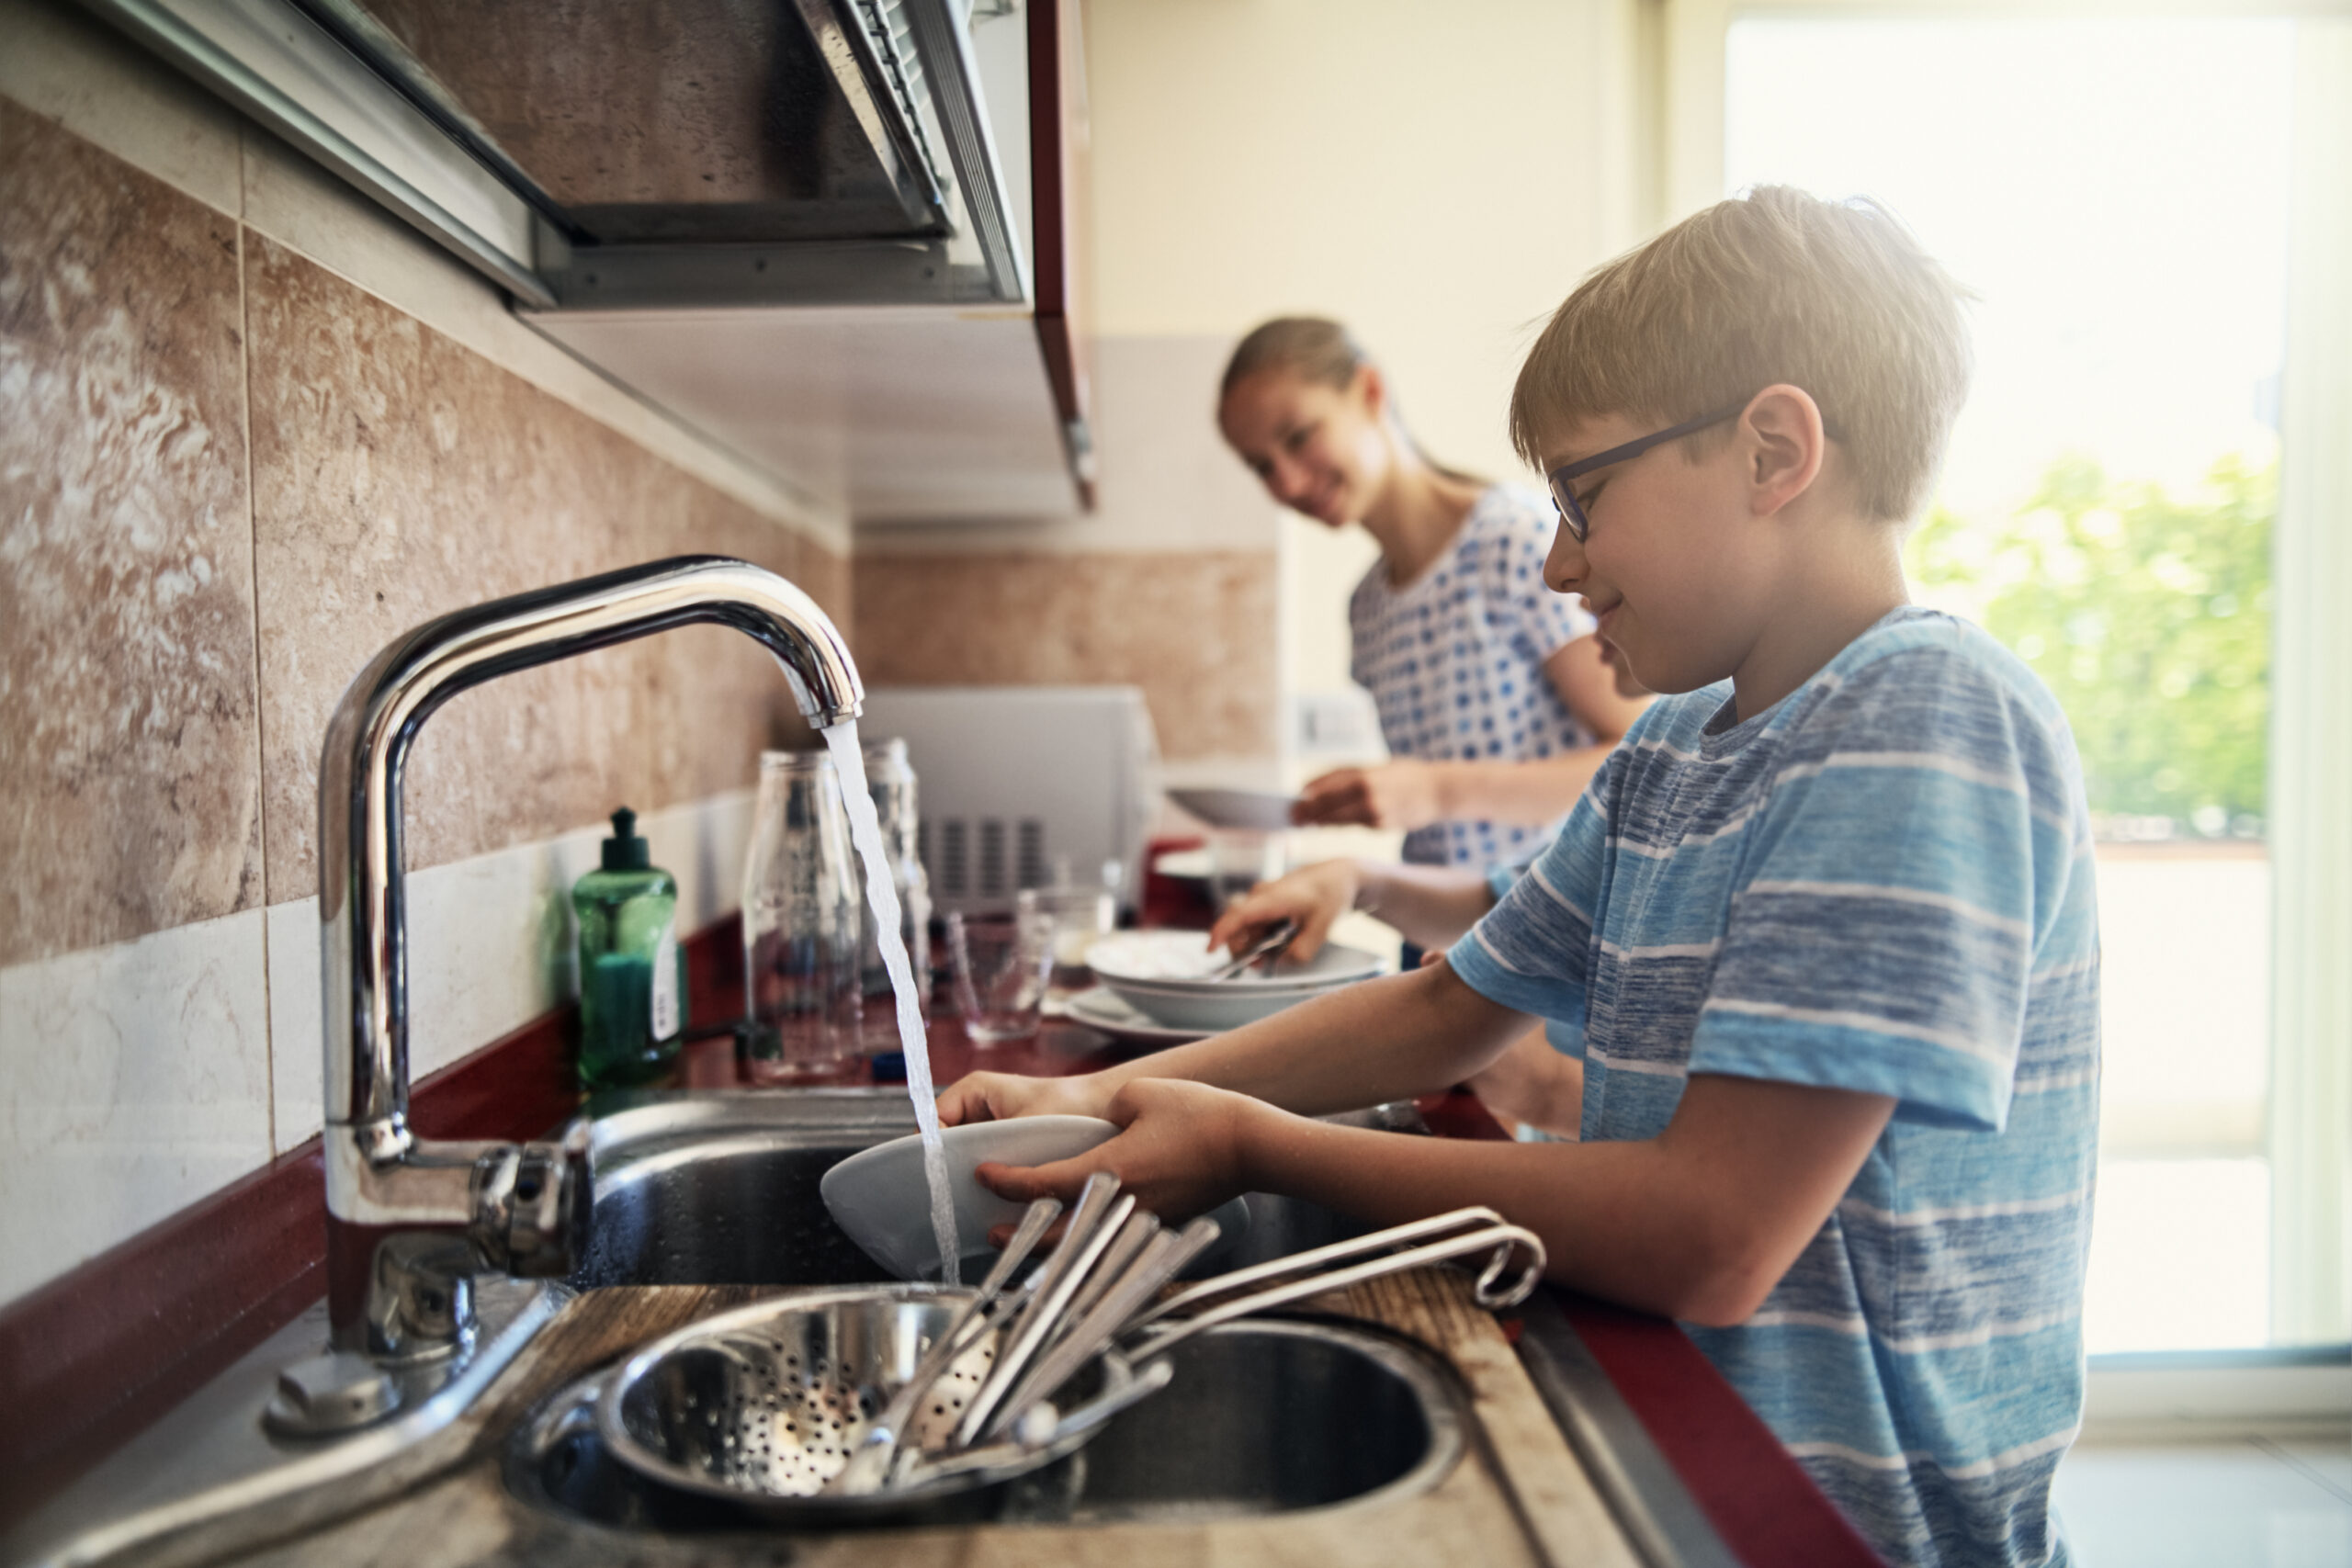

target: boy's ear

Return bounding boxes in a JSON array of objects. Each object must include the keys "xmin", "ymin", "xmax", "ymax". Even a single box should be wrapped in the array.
[
  {"xmin": 1353, "ymin": 363, "xmax": 1387, "ymax": 419},
  {"xmin": 1740, "ymin": 385, "xmax": 1827, "ymax": 517}
]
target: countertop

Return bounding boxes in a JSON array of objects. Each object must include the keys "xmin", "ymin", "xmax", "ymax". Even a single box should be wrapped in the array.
[{"xmin": 210, "ymin": 1270, "xmax": 1651, "ymax": 1568}]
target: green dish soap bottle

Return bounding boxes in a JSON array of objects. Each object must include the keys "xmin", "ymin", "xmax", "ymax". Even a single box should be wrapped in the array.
[{"xmin": 573, "ymin": 807, "xmax": 686, "ymax": 1089}]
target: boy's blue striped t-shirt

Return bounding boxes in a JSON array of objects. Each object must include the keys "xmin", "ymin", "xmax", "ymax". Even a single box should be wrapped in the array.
[{"xmin": 1446, "ymin": 607, "xmax": 2099, "ymax": 1568}]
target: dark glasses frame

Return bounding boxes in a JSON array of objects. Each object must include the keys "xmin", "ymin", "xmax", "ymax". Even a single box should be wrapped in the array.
[{"xmin": 1544, "ymin": 399, "xmax": 1754, "ymax": 543}]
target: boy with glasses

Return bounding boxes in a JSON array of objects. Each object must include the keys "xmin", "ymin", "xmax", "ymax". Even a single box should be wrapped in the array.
[{"xmin": 944, "ymin": 186, "xmax": 2098, "ymax": 1568}]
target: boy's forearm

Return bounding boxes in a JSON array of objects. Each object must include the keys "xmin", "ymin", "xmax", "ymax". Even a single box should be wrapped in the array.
[
  {"xmin": 1234, "ymin": 1113, "xmax": 1725, "ymax": 1316},
  {"xmin": 1093, "ymin": 960, "xmax": 1525, "ymax": 1116},
  {"xmin": 1353, "ymin": 862, "xmax": 1498, "ymax": 951},
  {"xmin": 1236, "ymin": 1074, "xmax": 1895, "ymax": 1325},
  {"xmin": 1430, "ymin": 749, "xmax": 1611, "ymax": 826}
]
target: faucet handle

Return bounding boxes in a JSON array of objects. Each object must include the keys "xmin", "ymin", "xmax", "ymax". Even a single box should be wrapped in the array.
[{"xmin": 470, "ymin": 1120, "xmax": 593, "ymax": 1278}]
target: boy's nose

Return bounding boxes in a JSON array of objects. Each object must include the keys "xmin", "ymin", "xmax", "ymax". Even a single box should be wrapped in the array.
[{"xmin": 1544, "ymin": 518, "xmax": 1588, "ymax": 593}]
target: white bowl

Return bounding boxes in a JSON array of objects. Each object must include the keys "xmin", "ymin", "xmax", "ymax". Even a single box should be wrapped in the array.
[
  {"xmin": 1085, "ymin": 930, "xmax": 1385, "ymax": 990},
  {"xmin": 820, "ymin": 1116, "xmax": 1249, "ymax": 1280},
  {"xmin": 1084, "ymin": 931, "xmax": 1387, "ymax": 1031}
]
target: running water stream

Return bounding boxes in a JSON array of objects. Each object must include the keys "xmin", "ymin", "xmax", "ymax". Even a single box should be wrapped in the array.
[{"xmin": 822, "ymin": 719, "xmax": 962, "ymax": 1286}]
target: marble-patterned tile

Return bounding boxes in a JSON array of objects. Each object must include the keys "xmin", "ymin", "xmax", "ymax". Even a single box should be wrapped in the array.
[
  {"xmin": 853, "ymin": 551, "xmax": 1280, "ymax": 760},
  {"xmin": 0, "ymin": 907, "xmax": 273, "ymax": 1307},
  {"xmin": 235, "ymin": 119, "xmax": 847, "ymax": 556},
  {"xmin": 266, "ymin": 788, "xmax": 755, "ymax": 1150},
  {"xmin": 0, "ymin": 98, "xmax": 263, "ymax": 969},
  {"xmin": 243, "ymin": 237, "xmax": 826, "ymax": 904}
]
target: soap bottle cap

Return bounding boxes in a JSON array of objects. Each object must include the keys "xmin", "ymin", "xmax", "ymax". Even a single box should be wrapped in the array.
[{"xmin": 601, "ymin": 807, "xmax": 651, "ymax": 872}]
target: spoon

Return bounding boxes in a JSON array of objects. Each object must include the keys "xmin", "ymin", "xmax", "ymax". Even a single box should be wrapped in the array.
[{"xmin": 1206, "ymin": 918, "xmax": 1299, "ymax": 982}]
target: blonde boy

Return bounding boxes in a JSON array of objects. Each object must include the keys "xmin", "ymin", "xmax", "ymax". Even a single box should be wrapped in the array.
[{"xmin": 944, "ymin": 187, "xmax": 2099, "ymax": 1568}]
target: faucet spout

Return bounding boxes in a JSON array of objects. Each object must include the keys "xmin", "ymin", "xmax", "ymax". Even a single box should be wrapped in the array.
[{"xmin": 312, "ymin": 556, "xmax": 861, "ymax": 1359}]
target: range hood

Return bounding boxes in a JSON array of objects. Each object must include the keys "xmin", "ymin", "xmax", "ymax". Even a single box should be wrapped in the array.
[
  {"xmin": 80, "ymin": 0, "xmax": 1030, "ymax": 310},
  {"xmin": 83, "ymin": 0, "xmax": 1094, "ymax": 520}
]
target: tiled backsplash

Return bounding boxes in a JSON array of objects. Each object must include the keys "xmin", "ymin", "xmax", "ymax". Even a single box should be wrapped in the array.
[
  {"xmin": 855, "ymin": 549, "xmax": 1279, "ymax": 760},
  {"xmin": 0, "ymin": 0, "xmax": 844, "ymax": 1307}
]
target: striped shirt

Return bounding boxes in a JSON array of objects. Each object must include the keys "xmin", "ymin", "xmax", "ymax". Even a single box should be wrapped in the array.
[{"xmin": 1447, "ymin": 607, "xmax": 2099, "ymax": 1568}]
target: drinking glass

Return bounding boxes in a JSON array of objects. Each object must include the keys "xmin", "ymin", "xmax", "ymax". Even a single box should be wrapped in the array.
[
  {"xmin": 741, "ymin": 750, "xmax": 860, "ymax": 1079},
  {"xmin": 947, "ymin": 897, "xmax": 1057, "ymax": 1044},
  {"xmin": 1025, "ymin": 864, "xmax": 1120, "ymax": 987}
]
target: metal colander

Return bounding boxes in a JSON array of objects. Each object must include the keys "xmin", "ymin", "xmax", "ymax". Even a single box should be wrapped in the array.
[{"xmin": 596, "ymin": 1285, "xmax": 1144, "ymax": 1516}]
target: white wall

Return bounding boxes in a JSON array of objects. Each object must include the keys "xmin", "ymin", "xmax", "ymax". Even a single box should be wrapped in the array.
[{"xmin": 1084, "ymin": 0, "xmax": 1643, "ymax": 750}]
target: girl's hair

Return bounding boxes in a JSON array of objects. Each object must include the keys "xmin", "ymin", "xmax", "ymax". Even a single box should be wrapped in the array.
[
  {"xmin": 1220, "ymin": 316, "xmax": 1482, "ymax": 485},
  {"xmin": 1219, "ymin": 316, "xmax": 1369, "ymax": 400}
]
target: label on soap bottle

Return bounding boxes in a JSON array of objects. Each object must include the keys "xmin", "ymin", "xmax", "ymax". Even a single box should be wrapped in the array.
[{"xmin": 650, "ymin": 915, "xmax": 680, "ymax": 1041}]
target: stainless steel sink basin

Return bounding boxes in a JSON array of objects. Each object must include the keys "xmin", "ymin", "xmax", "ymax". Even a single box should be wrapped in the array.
[
  {"xmin": 572, "ymin": 1089, "xmax": 1385, "ymax": 1289},
  {"xmin": 522, "ymin": 1089, "xmax": 1462, "ymax": 1530},
  {"xmin": 507, "ymin": 1317, "xmax": 1464, "ymax": 1530}
]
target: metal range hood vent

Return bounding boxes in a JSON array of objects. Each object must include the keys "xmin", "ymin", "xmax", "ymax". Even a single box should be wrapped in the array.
[{"xmin": 81, "ymin": 0, "xmax": 1029, "ymax": 309}]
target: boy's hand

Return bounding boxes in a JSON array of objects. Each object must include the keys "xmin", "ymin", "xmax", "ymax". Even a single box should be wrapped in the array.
[
  {"xmin": 974, "ymin": 1078, "xmax": 1265, "ymax": 1223},
  {"xmin": 1292, "ymin": 761, "xmax": 1444, "ymax": 831},
  {"xmin": 1208, "ymin": 859, "xmax": 1361, "ymax": 963},
  {"xmin": 937, "ymin": 1069, "xmax": 1114, "ymax": 1127}
]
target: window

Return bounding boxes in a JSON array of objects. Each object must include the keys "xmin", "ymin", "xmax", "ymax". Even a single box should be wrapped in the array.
[{"xmin": 1679, "ymin": 3, "xmax": 2351, "ymax": 1355}]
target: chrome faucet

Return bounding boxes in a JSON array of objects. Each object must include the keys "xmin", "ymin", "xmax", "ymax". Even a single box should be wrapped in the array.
[{"xmin": 269, "ymin": 557, "xmax": 862, "ymax": 1436}]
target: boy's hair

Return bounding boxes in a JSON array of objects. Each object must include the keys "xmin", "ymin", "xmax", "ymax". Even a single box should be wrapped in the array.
[{"xmin": 1510, "ymin": 186, "xmax": 1973, "ymax": 524}]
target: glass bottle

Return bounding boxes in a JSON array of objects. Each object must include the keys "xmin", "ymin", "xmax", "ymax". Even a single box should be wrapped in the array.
[
  {"xmin": 572, "ymin": 807, "xmax": 685, "ymax": 1089},
  {"xmin": 741, "ymin": 750, "xmax": 860, "ymax": 1079},
  {"xmin": 857, "ymin": 736, "xmax": 933, "ymax": 1051}
]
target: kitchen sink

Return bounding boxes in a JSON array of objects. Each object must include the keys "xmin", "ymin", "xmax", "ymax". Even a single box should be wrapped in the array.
[
  {"xmin": 572, "ymin": 1089, "xmax": 1387, "ymax": 1289},
  {"xmin": 507, "ymin": 1318, "xmax": 1464, "ymax": 1531},
  {"xmin": 517, "ymin": 1089, "xmax": 1463, "ymax": 1531}
]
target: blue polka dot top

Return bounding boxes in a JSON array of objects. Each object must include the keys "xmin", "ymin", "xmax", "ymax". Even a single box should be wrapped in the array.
[{"xmin": 1349, "ymin": 483, "xmax": 1599, "ymax": 867}]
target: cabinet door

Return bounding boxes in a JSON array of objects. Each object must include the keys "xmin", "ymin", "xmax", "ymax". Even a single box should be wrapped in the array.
[{"xmin": 1029, "ymin": 0, "xmax": 1097, "ymax": 510}]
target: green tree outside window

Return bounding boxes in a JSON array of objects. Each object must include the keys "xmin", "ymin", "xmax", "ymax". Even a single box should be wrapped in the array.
[{"xmin": 1906, "ymin": 455, "xmax": 2273, "ymax": 838}]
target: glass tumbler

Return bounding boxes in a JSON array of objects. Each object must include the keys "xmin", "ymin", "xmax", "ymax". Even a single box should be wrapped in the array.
[
  {"xmin": 855, "ymin": 736, "xmax": 932, "ymax": 1053},
  {"xmin": 1024, "ymin": 869, "xmax": 1120, "ymax": 987},
  {"xmin": 741, "ymin": 750, "xmax": 860, "ymax": 1079},
  {"xmin": 948, "ymin": 896, "xmax": 1057, "ymax": 1044}
]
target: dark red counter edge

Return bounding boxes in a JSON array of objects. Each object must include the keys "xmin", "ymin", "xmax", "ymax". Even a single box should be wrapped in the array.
[
  {"xmin": 1426, "ymin": 1093, "xmax": 1881, "ymax": 1568},
  {"xmin": 0, "ymin": 911, "xmax": 1868, "ymax": 1566}
]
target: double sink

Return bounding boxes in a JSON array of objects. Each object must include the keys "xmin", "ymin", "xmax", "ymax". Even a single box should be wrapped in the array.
[
  {"xmin": 529, "ymin": 1090, "xmax": 1469, "ymax": 1530},
  {"xmin": 10, "ymin": 1092, "xmax": 1477, "ymax": 1568}
]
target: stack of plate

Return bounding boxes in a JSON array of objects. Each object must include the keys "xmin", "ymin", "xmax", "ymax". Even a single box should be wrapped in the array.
[{"xmin": 1080, "ymin": 931, "xmax": 1386, "ymax": 1033}]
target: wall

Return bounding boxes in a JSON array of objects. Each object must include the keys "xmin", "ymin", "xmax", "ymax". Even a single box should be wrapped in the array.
[
  {"xmin": 0, "ymin": 0, "xmax": 850, "ymax": 1308},
  {"xmin": 857, "ymin": 0, "xmax": 1642, "ymax": 785}
]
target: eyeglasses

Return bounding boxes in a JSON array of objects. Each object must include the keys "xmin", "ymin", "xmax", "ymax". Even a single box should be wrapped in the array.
[{"xmin": 1544, "ymin": 400, "xmax": 1752, "ymax": 544}]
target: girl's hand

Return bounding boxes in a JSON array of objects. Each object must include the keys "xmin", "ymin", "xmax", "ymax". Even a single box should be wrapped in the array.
[
  {"xmin": 937, "ymin": 1069, "xmax": 1115, "ymax": 1127},
  {"xmin": 1292, "ymin": 761, "xmax": 1445, "ymax": 830},
  {"xmin": 974, "ymin": 1078, "xmax": 1267, "ymax": 1222},
  {"xmin": 1208, "ymin": 859, "xmax": 1361, "ymax": 963}
]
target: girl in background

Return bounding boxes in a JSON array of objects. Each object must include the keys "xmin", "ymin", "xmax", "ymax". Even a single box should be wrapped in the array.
[{"xmin": 1217, "ymin": 317, "xmax": 1644, "ymax": 867}]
